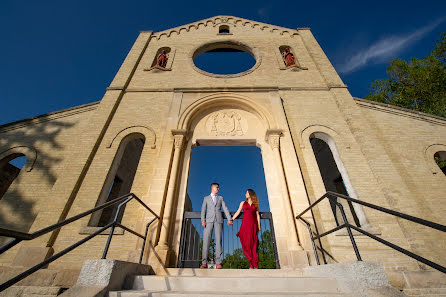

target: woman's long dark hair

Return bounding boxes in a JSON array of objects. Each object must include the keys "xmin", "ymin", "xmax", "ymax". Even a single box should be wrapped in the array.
[{"xmin": 247, "ymin": 189, "xmax": 259, "ymax": 210}]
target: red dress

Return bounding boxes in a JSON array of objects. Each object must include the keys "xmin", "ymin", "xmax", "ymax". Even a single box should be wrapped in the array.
[{"xmin": 236, "ymin": 201, "xmax": 259, "ymax": 268}]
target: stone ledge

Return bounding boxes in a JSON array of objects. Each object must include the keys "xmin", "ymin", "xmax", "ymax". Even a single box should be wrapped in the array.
[
  {"xmin": 79, "ymin": 226, "xmax": 125, "ymax": 235},
  {"xmin": 335, "ymin": 224, "xmax": 382, "ymax": 236},
  {"xmin": 354, "ymin": 97, "xmax": 446, "ymax": 124},
  {"xmin": 278, "ymin": 63, "xmax": 309, "ymax": 71},
  {"xmin": 143, "ymin": 65, "xmax": 172, "ymax": 71}
]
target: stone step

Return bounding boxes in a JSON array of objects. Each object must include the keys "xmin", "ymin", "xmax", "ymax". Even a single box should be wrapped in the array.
[
  {"xmin": 1, "ymin": 285, "xmax": 62, "ymax": 296},
  {"xmin": 403, "ymin": 287, "xmax": 446, "ymax": 296},
  {"xmin": 22, "ymin": 295, "xmax": 61, "ymax": 297},
  {"xmin": 110, "ymin": 291, "xmax": 352, "ymax": 297},
  {"xmin": 164, "ymin": 268, "xmax": 305, "ymax": 277},
  {"xmin": 122, "ymin": 275, "xmax": 340, "ymax": 294}
]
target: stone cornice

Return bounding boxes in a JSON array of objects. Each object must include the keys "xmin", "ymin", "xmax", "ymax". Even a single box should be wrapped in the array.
[
  {"xmin": 354, "ymin": 97, "xmax": 446, "ymax": 126},
  {"xmin": 0, "ymin": 101, "xmax": 100, "ymax": 132},
  {"xmin": 151, "ymin": 15, "xmax": 300, "ymax": 40},
  {"xmin": 109, "ymin": 86, "xmax": 348, "ymax": 92}
]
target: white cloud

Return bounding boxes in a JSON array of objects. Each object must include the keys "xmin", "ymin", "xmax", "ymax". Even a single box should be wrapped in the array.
[{"xmin": 339, "ymin": 17, "xmax": 446, "ymax": 74}]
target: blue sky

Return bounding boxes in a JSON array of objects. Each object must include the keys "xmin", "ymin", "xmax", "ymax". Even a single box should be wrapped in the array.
[
  {"xmin": 187, "ymin": 146, "xmax": 269, "ymax": 212},
  {"xmin": 2, "ymin": 1, "xmax": 445, "ymax": 210},
  {"xmin": 1, "ymin": 1, "xmax": 445, "ymax": 125},
  {"xmin": 194, "ymin": 51, "xmax": 256, "ymax": 75}
]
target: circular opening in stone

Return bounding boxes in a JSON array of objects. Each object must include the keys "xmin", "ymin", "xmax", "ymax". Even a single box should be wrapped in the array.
[{"xmin": 193, "ymin": 42, "xmax": 257, "ymax": 76}]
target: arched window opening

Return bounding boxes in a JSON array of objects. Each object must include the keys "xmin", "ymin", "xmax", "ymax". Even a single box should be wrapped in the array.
[
  {"xmin": 89, "ymin": 136, "xmax": 145, "ymax": 227},
  {"xmin": 434, "ymin": 151, "xmax": 446, "ymax": 175},
  {"xmin": 310, "ymin": 136, "xmax": 361, "ymax": 227},
  {"xmin": 0, "ymin": 154, "xmax": 27, "ymax": 200},
  {"xmin": 218, "ymin": 25, "xmax": 230, "ymax": 34}
]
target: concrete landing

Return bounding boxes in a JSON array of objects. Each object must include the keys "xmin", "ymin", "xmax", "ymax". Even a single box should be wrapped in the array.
[
  {"xmin": 110, "ymin": 274, "xmax": 346, "ymax": 297},
  {"xmin": 164, "ymin": 267, "xmax": 305, "ymax": 277},
  {"xmin": 122, "ymin": 275, "xmax": 340, "ymax": 292},
  {"xmin": 109, "ymin": 292, "xmax": 353, "ymax": 297}
]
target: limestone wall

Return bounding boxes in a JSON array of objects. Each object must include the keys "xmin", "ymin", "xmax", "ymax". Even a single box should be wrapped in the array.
[
  {"xmin": 0, "ymin": 102, "xmax": 98, "ymax": 263},
  {"xmin": 48, "ymin": 91, "xmax": 171, "ymax": 269},
  {"xmin": 356, "ymin": 98, "xmax": 446, "ymax": 268}
]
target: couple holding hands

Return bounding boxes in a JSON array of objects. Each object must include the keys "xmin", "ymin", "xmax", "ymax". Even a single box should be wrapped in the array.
[{"xmin": 200, "ymin": 183, "xmax": 261, "ymax": 269}]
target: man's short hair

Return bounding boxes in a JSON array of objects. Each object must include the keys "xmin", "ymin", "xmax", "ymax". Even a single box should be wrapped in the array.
[{"xmin": 210, "ymin": 182, "xmax": 219, "ymax": 188}]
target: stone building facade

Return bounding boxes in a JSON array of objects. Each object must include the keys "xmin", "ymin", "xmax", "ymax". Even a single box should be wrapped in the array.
[{"xmin": 0, "ymin": 16, "xmax": 445, "ymax": 289}]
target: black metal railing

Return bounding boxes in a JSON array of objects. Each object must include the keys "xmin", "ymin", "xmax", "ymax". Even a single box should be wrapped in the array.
[
  {"xmin": 178, "ymin": 211, "xmax": 280, "ymax": 269},
  {"xmin": 296, "ymin": 191, "xmax": 446, "ymax": 274},
  {"xmin": 0, "ymin": 193, "xmax": 159, "ymax": 292}
]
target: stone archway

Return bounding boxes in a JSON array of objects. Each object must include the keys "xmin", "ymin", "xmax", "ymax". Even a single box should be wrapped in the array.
[{"xmin": 154, "ymin": 93, "xmax": 308, "ymax": 268}]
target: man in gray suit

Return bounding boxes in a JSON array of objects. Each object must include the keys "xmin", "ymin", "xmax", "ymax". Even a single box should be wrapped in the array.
[{"xmin": 200, "ymin": 183, "xmax": 233, "ymax": 269}]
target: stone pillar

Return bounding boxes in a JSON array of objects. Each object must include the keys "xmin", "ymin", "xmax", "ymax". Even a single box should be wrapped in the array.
[
  {"xmin": 155, "ymin": 129, "xmax": 186, "ymax": 265},
  {"xmin": 266, "ymin": 129, "xmax": 302, "ymax": 252}
]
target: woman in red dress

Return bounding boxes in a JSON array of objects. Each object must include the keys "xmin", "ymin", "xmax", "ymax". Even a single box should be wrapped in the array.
[{"xmin": 232, "ymin": 189, "xmax": 261, "ymax": 269}]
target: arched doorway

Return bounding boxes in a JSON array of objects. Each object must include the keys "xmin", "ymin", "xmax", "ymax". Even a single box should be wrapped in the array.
[
  {"xmin": 309, "ymin": 132, "xmax": 369, "ymax": 228},
  {"xmin": 156, "ymin": 94, "xmax": 304, "ymax": 268},
  {"xmin": 178, "ymin": 145, "xmax": 279, "ymax": 268},
  {"xmin": 89, "ymin": 134, "xmax": 146, "ymax": 227},
  {"xmin": 310, "ymin": 136, "xmax": 360, "ymax": 227}
]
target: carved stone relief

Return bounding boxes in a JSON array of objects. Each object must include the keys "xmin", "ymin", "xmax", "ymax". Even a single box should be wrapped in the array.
[{"xmin": 205, "ymin": 110, "xmax": 248, "ymax": 136}]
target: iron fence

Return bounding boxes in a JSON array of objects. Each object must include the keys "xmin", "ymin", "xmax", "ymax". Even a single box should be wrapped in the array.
[{"xmin": 178, "ymin": 211, "xmax": 280, "ymax": 269}]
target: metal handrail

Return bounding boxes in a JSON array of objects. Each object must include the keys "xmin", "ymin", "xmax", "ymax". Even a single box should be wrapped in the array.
[
  {"xmin": 296, "ymin": 191, "xmax": 446, "ymax": 274},
  {"xmin": 0, "ymin": 193, "xmax": 159, "ymax": 292}
]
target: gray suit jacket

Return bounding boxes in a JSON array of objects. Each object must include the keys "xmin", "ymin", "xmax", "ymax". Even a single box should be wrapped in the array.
[{"xmin": 201, "ymin": 195, "xmax": 232, "ymax": 223}]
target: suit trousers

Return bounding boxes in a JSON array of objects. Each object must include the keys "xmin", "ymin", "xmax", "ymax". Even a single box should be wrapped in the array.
[{"xmin": 202, "ymin": 220, "xmax": 223, "ymax": 265}]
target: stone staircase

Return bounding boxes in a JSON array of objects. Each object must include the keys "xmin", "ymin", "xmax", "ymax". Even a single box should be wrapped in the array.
[
  {"xmin": 108, "ymin": 264, "xmax": 405, "ymax": 297},
  {"xmin": 0, "ymin": 266, "xmax": 79, "ymax": 297},
  {"xmin": 109, "ymin": 270, "xmax": 349, "ymax": 297},
  {"xmin": 16, "ymin": 259, "xmax": 441, "ymax": 297}
]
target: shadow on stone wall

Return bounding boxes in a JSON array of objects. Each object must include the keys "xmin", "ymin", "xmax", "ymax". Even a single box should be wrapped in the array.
[{"xmin": 0, "ymin": 119, "xmax": 76, "ymax": 244}]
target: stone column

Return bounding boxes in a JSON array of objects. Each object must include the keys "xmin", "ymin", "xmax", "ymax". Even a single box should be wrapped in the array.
[
  {"xmin": 266, "ymin": 129, "xmax": 302, "ymax": 252},
  {"xmin": 155, "ymin": 129, "xmax": 186, "ymax": 264}
]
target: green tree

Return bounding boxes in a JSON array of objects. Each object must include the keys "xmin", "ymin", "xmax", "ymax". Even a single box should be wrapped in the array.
[
  {"xmin": 199, "ymin": 238, "xmax": 216, "ymax": 264},
  {"xmin": 221, "ymin": 248, "xmax": 250, "ymax": 269},
  {"xmin": 258, "ymin": 230, "xmax": 276, "ymax": 269},
  {"xmin": 221, "ymin": 230, "xmax": 277, "ymax": 269},
  {"xmin": 365, "ymin": 32, "xmax": 446, "ymax": 118},
  {"xmin": 435, "ymin": 156, "xmax": 446, "ymax": 169}
]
